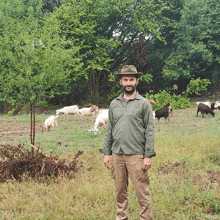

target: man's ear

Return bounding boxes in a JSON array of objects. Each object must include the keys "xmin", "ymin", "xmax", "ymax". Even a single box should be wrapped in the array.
[
  {"xmin": 136, "ymin": 78, "xmax": 139, "ymax": 85},
  {"xmin": 120, "ymin": 78, "xmax": 122, "ymax": 85}
]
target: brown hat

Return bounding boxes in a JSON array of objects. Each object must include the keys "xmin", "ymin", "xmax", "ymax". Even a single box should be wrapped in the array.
[{"xmin": 115, "ymin": 65, "xmax": 143, "ymax": 78}]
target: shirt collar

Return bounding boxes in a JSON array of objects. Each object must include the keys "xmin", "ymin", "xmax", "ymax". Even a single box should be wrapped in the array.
[{"xmin": 116, "ymin": 91, "xmax": 141, "ymax": 101}]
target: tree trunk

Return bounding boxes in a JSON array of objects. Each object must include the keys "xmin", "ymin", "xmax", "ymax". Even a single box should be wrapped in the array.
[
  {"xmin": 30, "ymin": 100, "xmax": 36, "ymax": 150},
  {"xmin": 89, "ymin": 69, "xmax": 99, "ymax": 95},
  {"xmin": 30, "ymin": 103, "xmax": 33, "ymax": 143}
]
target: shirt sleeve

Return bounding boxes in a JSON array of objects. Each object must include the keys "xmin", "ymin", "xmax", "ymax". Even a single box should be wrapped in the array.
[
  {"xmin": 143, "ymin": 101, "xmax": 156, "ymax": 158},
  {"xmin": 101, "ymin": 103, "xmax": 114, "ymax": 155}
]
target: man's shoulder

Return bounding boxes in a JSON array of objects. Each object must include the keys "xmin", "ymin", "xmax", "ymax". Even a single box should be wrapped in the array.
[{"xmin": 136, "ymin": 93, "xmax": 149, "ymax": 104}]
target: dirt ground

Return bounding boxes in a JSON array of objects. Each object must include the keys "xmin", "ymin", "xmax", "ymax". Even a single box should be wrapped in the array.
[
  {"xmin": 0, "ymin": 108, "xmax": 194, "ymax": 143},
  {"xmin": 0, "ymin": 109, "xmax": 56, "ymax": 143}
]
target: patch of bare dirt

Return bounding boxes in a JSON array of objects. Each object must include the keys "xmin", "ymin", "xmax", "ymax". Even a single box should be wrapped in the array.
[
  {"xmin": 158, "ymin": 162, "xmax": 189, "ymax": 175},
  {"xmin": 207, "ymin": 171, "xmax": 220, "ymax": 185},
  {"xmin": 0, "ymin": 119, "xmax": 43, "ymax": 143}
]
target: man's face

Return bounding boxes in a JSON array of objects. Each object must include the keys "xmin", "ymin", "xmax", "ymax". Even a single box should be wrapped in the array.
[{"xmin": 120, "ymin": 75, "xmax": 138, "ymax": 94}]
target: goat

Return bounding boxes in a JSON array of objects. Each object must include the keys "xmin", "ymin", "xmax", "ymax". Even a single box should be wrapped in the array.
[
  {"xmin": 56, "ymin": 105, "xmax": 79, "ymax": 120},
  {"xmin": 155, "ymin": 104, "xmax": 172, "ymax": 123},
  {"xmin": 149, "ymin": 99, "xmax": 156, "ymax": 108},
  {"xmin": 76, "ymin": 105, "xmax": 98, "ymax": 120},
  {"xmin": 92, "ymin": 107, "xmax": 100, "ymax": 122},
  {"xmin": 43, "ymin": 115, "xmax": 59, "ymax": 132},
  {"xmin": 88, "ymin": 109, "xmax": 109, "ymax": 135},
  {"xmin": 152, "ymin": 111, "xmax": 156, "ymax": 120},
  {"xmin": 197, "ymin": 103, "xmax": 215, "ymax": 118},
  {"xmin": 149, "ymin": 99, "xmax": 156, "ymax": 119},
  {"xmin": 92, "ymin": 108, "xmax": 109, "ymax": 122},
  {"xmin": 196, "ymin": 101, "xmax": 211, "ymax": 108},
  {"xmin": 163, "ymin": 103, "xmax": 173, "ymax": 119},
  {"xmin": 211, "ymin": 101, "xmax": 220, "ymax": 111}
]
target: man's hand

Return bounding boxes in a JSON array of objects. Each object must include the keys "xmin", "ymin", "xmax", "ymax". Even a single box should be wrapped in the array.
[
  {"xmin": 142, "ymin": 158, "xmax": 152, "ymax": 170},
  {"xmin": 103, "ymin": 155, "xmax": 111, "ymax": 169}
]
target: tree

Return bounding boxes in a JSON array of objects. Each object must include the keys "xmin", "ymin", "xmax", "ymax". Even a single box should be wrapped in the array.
[
  {"xmin": 48, "ymin": 0, "xmax": 169, "ymax": 102},
  {"xmin": 163, "ymin": 0, "xmax": 220, "ymax": 87},
  {"xmin": 141, "ymin": 0, "xmax": 185, "ymax": 92},
  {"xmin": 42, "ymin": 0, "xmax": 62, "ymax": 16},
  {"xmin": 0, "ymin": 0, "xmax": 79, "ymax": 145}
]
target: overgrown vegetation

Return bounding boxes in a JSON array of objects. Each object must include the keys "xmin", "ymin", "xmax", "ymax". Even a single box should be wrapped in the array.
[{"xmin": 146, "ymin": 78, "xmax": 211, "ymax": 110}]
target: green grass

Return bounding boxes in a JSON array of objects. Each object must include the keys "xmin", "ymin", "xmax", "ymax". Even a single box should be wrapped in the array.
[{"xmin": 0, "ymin": 108, "xmax": 220, "ymax": 219}]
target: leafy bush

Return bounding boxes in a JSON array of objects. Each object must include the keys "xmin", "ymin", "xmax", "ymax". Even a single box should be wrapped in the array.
[
  {"xmin": 146, "ymin": 90, "xmax": 191, "ymax": 110},
  {"xmin": 107, "ymin": 83, "xmax": 122, "ymax": 102},
  {"xmin": 6, "ymin": 108, "xmax": 16, "ymax": 116},
  {"xmin": 186, "ymin": 78, "xmax": 211, "ymax": 95}
]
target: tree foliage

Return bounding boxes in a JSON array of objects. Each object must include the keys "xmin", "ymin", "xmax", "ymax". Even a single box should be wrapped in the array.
[
  {"xmin": 1, "ymin": 0, "xmax": 219, "ymax": 112},
  {"xmin": 186, "ymin": 78, "xmax": 211, "ymax": 95},
  {"xmin": 0, "ymin": 0, "xmax": 78, "ymax": 144},
  {"xmin": 47, "ymin": 0, "xmax": 169, "ymax": 100},
  {"xmin": 0, "ymin": 0, "xmax": 77, "ymax": 106},
  {"xmin": 163, "ymin": 0, "xmax": 220, "ymax": 82}
]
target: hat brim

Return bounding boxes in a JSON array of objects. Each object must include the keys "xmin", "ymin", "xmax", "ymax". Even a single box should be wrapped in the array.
[{"xmin": 115, "ymin": 72, "xmax": 143, "ymax": 78}]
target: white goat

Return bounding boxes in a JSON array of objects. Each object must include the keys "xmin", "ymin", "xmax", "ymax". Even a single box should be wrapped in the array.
[
  {"xmin": 149, "ymin": 99, "xmax": 156, "ymax": 120},
  {"xmin": 76, "ymin": 105, "xmax": 98, "ymax": 120},
  {"xmin": 152, "ymin": 111, "xmax": 156, "ymax": 120},
  {"xmin": 214, "ymin": 101, "xmax": 220, "ymax": 109},
  {"xmin": 92, "ymin": 108, "xmax": 109, "ymax": 121},
  {"xmin": 56, "ymin": 105, "xmax": 79, "ymax": 119},
  {"xmin": 43, "ymin": 115, "xmax": 59, "ymax": 132},
  {"xmin": 88, "ymin": 109, "xmax": 109, "ymax": 135},
  {"xmin": 196, "ymin": 101, "xmax": 211, "ymax": 108}
]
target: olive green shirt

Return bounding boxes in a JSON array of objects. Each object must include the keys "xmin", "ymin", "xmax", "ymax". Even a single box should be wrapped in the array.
[{"xmin": 102, "ymin": 92, "xmax": 156, "ymax": 158}]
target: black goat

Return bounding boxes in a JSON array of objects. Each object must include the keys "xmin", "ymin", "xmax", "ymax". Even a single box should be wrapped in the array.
[
  {"xmin": 155, "ymin": 106, "xmax": 170, "ymax": 123},
  {"xmin": 163, "ymin": 103, "xmax": 173, "ymax": 119},
  {"xmin": 197, "ymin": 103, "xmax": 215, "ymax": 118}
]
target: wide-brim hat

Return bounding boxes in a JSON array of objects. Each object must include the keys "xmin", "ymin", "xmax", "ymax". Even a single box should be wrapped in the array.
[{"xmin": 115, "ymin": 65, "xmax": 143, "ymax": 78}]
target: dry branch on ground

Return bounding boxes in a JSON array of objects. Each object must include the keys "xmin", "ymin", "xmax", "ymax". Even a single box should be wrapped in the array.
[{"xmin": 0, "ymin": 144, "xmax": 83, "ymax": 183}]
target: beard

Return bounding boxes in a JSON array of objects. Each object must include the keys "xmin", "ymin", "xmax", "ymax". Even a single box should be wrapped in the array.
[{"xmin": 123, "ymin": 84, "xmax": 137, "ymax": 94}]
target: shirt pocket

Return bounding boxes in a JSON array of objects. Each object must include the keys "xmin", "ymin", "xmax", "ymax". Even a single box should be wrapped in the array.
[
  {"xmin": 131, "ymin": 104, "xmax": 143, "ymax": 119},
  {"xmin": 129, "ymin": 105, "xmax": 144, "ymax": 127},
  {"xmin": 129, "ymin": 104, "xmax": 145, "ymax": 134}
]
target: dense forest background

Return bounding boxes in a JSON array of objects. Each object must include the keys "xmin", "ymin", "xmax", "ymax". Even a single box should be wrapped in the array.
[{"xmin": 0, "ymin": 0, "xmax": 220, "ymax": 109}]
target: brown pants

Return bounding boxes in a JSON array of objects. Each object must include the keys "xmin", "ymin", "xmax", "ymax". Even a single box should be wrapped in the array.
[{"xmin": 112, "ymin": 153, "xmax": 154, "ymax": 220}]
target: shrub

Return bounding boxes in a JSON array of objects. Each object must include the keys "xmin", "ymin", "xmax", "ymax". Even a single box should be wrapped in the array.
[
  {"xmin": 6, "ymin": 108, "xmax": 16, "ymax": 116},
  {"xmin": 146, "ymin": 90, "xmax": 191, "ymax": 110},
  {"xmin": 107, "ymin": 83, "xmax": 122, "ymax": 102},
  {"xmin": 186, "ymin": 78, "xmax": 211, "ymax": 95}
]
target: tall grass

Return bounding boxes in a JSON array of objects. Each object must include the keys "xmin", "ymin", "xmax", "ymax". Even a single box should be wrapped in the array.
[{"xmin": 0, "ymin": 108, "xmax": 220, "ymax": 219}]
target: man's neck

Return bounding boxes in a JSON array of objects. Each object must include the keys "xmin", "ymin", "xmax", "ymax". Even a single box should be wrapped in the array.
[{"xmin": 123, "ymin": 90, "xmax": 137, "ymax": 100}]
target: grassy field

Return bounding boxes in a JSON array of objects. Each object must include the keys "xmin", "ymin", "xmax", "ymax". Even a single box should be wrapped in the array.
[{"xmin": 0, "ymin": 106, "xmax": 220, "ymax": 220}]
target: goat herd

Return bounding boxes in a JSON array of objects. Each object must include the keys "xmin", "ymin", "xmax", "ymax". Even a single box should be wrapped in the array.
[
  {"xmin": 43, "ymin": 100, "xmax": 220, "ymax": 135},
  {"xmin": 43, "ymin": 105, "xmax": 108, "ymax": 135}
]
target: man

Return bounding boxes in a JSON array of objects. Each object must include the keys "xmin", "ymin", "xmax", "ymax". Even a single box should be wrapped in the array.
[{"xmin": 100, "ymin": 65, "xmax": 156, "ymax": 220}]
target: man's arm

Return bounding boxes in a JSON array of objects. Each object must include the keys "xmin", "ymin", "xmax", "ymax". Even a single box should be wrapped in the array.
[
  {"xmin": 102, "ymin": 104, "xmax": 113, "ymax": 155},
  {"xmin": 143, "ymin": 101, "xmax": 156, "ymax": 158}
]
